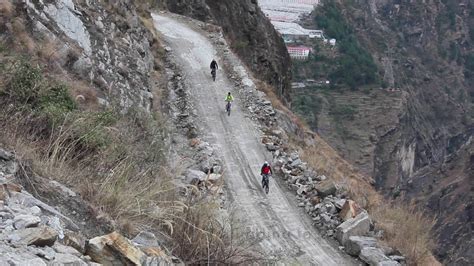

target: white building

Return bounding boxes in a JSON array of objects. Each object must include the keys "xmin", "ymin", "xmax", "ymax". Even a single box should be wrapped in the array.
[
  {"xmin": 287, "ymin": 46, "xmax": 312, "ymax": 60},
  {"xmin": 271, "ymin": 21, "xmax": 325, "ymax": 41}
]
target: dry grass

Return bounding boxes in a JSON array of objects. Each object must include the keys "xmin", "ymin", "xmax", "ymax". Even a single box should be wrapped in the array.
[
  {"xmin": 0, "ymin": 110, "xmax": 262, "ymax": 263},
  {"xmin": 10, "ymin": 17, "xmax": 36, "ymax": 53},
  {"xmin": 372, "ymin": 202, "xmax": 438, "ymax": 266},
  {"xmin": 36, "ymin": 38, "xmax": 62, "ymax": 71},
  {"xmin": 0, "ymin": 0, "xmax": 13, "ymax": 17},
  {"xmin": 59, "ymin": 78, "xmax": 99, "ymax": 110},
  {"xmin": 171, "ymin": 198, "xmax": 264, "ymax": 264},
  {"xmin": 298, "ymin": 134, "xmax": 381, "ymax": 209}
]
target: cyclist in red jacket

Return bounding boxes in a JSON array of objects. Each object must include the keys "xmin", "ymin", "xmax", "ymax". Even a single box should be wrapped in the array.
[{"xmin": 261, "ymin": 161, "xmax": 272, "ymax": 194}]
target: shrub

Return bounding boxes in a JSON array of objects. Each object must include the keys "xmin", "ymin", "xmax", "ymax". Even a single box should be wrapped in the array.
[
  {"xmin": 39, "ymin": 84, "xmax": 77, "ymax": 124},
  {"xmin": 6, "ymin": 61, "xmax": 43, "ymax": 103}
]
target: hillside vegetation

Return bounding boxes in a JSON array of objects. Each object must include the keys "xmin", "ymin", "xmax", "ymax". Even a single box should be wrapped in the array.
[
  {"xmin": 289, "ymin": 0, "xmax": 473, "ymax": 264},
  {"xmin": 0, "ymin": 1, "xmax": 256, "ymax": 263}
]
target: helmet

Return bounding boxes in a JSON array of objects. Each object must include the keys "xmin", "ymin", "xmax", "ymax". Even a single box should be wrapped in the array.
[
  {"xmin": 264, "ymin": 161, "xmax": 268, "ymax": 166},
  {"xmin": 228, "ymin": 92, "xmax": 231, "ymax": 95}
]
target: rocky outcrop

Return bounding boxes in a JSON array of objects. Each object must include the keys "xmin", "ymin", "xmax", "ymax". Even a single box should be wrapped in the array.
[
  {"xmin": 15, "ymin": 0, "xmax": 158, "ymax": 112},
  {"xmin": 157, "ymin": 0, "xmax": 292, "ymax": 102}
]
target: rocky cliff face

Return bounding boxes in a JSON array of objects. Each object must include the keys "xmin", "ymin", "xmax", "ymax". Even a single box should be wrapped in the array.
[
  {"xmin": 156, "ymin": 0, "xmax": 292, "ymax": 101},
  {"xmin": 305, "ymin": 1, "xmax": 473, "ymax": 264},
  {"xmin": 15, "ymin": 0, "xmax": 158, "ymax": 112}
]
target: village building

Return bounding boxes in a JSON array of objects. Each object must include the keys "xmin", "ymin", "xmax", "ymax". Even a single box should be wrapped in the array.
[
  {"xmin": 272, "ymin": 21, "xmax": 326, "ymax": 42},
  {"xmin": 287, "ymin": 46, "xmax": 312, "ymax": 60}
]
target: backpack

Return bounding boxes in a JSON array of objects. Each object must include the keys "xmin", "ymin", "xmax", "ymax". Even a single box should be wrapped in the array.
[{"xmin": 262, "ymin": 165, "xmax": 271, "ymax": 175}]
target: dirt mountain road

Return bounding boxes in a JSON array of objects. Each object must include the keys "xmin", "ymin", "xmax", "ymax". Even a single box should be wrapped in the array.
[{"xmin": 153, "ymin": 13, "xmax": 355, "ymax": 265}]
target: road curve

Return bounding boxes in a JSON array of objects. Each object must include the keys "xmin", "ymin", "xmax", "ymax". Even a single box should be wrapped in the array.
[{"xmin": 152, "ymin": 13, "xmax": 355, "ymax": 265}]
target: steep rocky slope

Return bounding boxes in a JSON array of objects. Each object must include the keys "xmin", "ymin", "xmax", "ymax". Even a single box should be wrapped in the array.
[
  {"xmin": 292, "ymin": 1, "xmax": 473, "ymax": 264},
  {"xmin": 155, "ymin": 0, "xmax": 292, "ymax": 102}
]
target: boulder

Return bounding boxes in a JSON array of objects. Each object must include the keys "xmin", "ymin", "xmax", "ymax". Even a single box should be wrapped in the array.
[
  {"xmin": 13, "ymin": 214, "xmax": 41, "ymax": 229},
  {"xmin": 389, "ymin": 255, "xmax": 406, "ymax": 262},
  {"xmin": 185, "ymin": 170, "xmax": 206, "ymax": 184},
  {"xmin": 339, "ymin": 200, "xmax": 361, "ymax": 221},
  {"xmin": 360, "ymin": 247, "xmax": 400, "ymax": 266},
  {"xmin": 206, "ymin": 173, "xmax": 222, "ymax": 183},
  {"xmin": 290, "ymin": 159, "xmax": 302, "ymax": 168},
  {"xmin": 0, "ymin": 148, "xmax": 14, "ymax": 161},
  {"xmin": 64, "ymin": 231, "xmax": 86, "ymax": 254},
  {"xmin": 132, "ymin": 231, "xmax": 159, "ymax": 248},
  {"xmin": 1, "ymin": 183, "xmax": 23, "ymax": 200},
  {"xmin": 310, "ymin": 196, "xmax": 320, "ymax": 205},
  {"xmin": 52, "ymin": 253, "xmax": 87, "ymax": 265},
  {"xmin": 86, "ymin": 231, "xmax": 146, "ymax": 265},
  {"xmin": 53, "ymin": 243, "xmax": 82, "ymax": 256},
  {"xmin": 336, "ymin": 212, "xmax": 371, "ymax": 245},
  {"xmin": 8, "ymin": 226, "xmax": 58, "ymax": 247},
  {"xmin": 266, "ymin": 143, "xmax": 278, "ymax": 151},
  {"xmin": 21, "ymin": 258, "xmax": 48, "ymax": 266},
  {"xmin": 315, "ymin": 180, "xmax": 337, "ymax": 198},
  {"xmin": 344, "ymin": 236, "xmax": 377, "ymax": 256},
  {"xmin": 334, "ymin": 199, "xmax": 347, "ymax": 209}
]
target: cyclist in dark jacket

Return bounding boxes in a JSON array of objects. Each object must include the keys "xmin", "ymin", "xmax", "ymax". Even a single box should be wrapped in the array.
[{"xmin": 210, "ymin": 59, "xmax": 218, "ymax": 71}]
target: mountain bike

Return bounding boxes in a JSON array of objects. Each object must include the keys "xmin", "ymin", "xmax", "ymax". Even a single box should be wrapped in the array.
[
  {"xmin": 262, "ymin": 174, "xmax": 270, "ymax": 194},
  {"xmin": 226, "ymin": 101, "xmax": 231, "ymax": 116},
  {"xmin": 211, "ymin": 68, "xmax": 216, "ymax": 81}
]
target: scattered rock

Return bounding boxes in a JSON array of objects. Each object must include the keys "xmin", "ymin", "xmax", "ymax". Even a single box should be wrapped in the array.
[
  {"xmin": 334, "ymin": 199, "xmax": 347, "ymax": 210},
  {"xmin": 315, "ymin": 180, "xmax": 337, "ymax": 198},
  {"xmin": 389, "ymin": 255, "xmax": 406, "ymax": 262},
  {"xmin": 207, "ymin": 173, "xmax": 222, "ymax": 183},
  {"xmin": 13, "ymin": 214, "xmax": 41, "ymax": 229},
  {"xmin": 344, "ymin": 236, "xmax": 377, "ymax": 256},
  {"xmin": 53, "ymin": 243, "xmax": 82, "ymax": 256},
  {"xmin": 8, "ymin": 226, "xmax": 58, "ymax": 247},
  {"xmin": 29, "ymin": 206, "xmax": 42, "ymax": 216},
  {"xmin": 64, "ymin": 230, "xmax": 87, "ymax": 254},
  {"xmin": 290, "ymin": 159, "xmax": 302, "ymax": 168},
  {"xmin": 359, "ymin": 247, "xmax": 400, "ymax": 266},
  {"xmin": 86, "ymin": 231, "xmax": 146, "ymax": 265},
  {"xmin": 0, "ymin": 148, "xmax": 14, "ymax": 161},
  {"xmin": 52, "ymin": 253, "xmax": 87, "ymax": 265},
  {"xmin": 310, "ymin": 196, "xmax": 320, "ymax": 205},
  {"xmin": 185, "ymin": 169, "xmax": 206, "ymax": 184},
  {"xmin": 132, "ymin": 231, "xmax": 160, "ymax": 248},
  {"xmin": 266, "ymin": 143, "xmax": 278, "ymax": 151},
  {"xmin": 336, "ymin": 212, "xmax": 371, "ymax": 245}
]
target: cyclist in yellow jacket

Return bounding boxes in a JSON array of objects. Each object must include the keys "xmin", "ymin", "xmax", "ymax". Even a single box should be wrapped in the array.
[{"xmin": 225, "ymin": 92, "xmax": 234, "ymax": 116}]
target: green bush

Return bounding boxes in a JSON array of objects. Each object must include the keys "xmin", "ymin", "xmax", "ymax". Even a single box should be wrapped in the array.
[
  {"xmin": 71, "ymin": 110, "xmax": 118, "ymax": 150},
  {"xmin": 39, "ymin": 84, "xmax": 77, "ymax": 124},
  {"xmin": 4, "ymin": 61, "xmax": 77, "ymax": 126},
  {"xmin": 314, "ymin": 0, "xmax": 379, "ymax": 88},
  {"xmin": 7, "ymin": 61, "xmax": 43, "ymax": 103},
  {"xmin": 292, "ymin": 93, "xmax": 323, "ymax": 129}
]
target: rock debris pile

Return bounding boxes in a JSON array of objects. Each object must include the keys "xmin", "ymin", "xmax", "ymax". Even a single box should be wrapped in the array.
[{"xmin": 0, "ymin": 148, "xmax": 179, "ymax": 265}]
